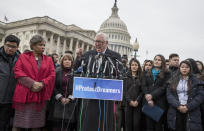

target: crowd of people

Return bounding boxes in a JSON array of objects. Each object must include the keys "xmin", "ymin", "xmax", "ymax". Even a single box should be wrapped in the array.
[{"xmin": 0, "ymin": 33, "xmax": 204, "ymax": 131}]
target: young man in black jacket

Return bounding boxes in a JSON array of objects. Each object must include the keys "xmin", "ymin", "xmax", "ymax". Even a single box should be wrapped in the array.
[
  {"xmin": 0, "ymin": 35, "xmax": 20, "ymax": 130},
  {"xmin": 168, "ymin": 53, "xmax": 180, "ymax": 78}
]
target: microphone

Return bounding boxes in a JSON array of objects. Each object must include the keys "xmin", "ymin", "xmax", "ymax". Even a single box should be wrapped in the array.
[
  {"xmin": 86, "ymin": 55, "xmax": 92, "ymax": 77},
  {"xmin": 106, "ymin": 55, "xmax": 116, "ymax": 70},
  {"xmin": 92, "ymin": 61, "xmax": 96, "ymax": 76},
  {"xmin": 115, "ymin": 59, "xmax": 123, "ymax": 66},
  {"xmin": 103, "ymin": 60, "xmax": 108, "ymax": 78},
  {"xmin": 80, "ymin": 57, "xmax": 85, "ymax": 77},
  {"xmin": 110, "ymin": 64, "xmax": 114, "ymax": 79},
  {"xmin": 96, "ymin": 54, "xmax": 103, "ymax": 78}
]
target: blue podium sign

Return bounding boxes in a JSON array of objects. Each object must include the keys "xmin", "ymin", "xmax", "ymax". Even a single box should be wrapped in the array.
[{"xmin": 73, "ymin": 77, "xmax": 123, "ymax": 101}]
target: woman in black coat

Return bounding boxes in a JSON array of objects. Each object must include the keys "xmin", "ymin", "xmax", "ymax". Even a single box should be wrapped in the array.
[
  {"xmin": 167, "ymin": 60, "xmax": 204, "ymax": 131},
  {"xmin": 124, "ymin": 58, "xmax": 143, "ymax": 131},
  {"xmin": 49, "ymin": 54, "xmax": 78, "ymax": 131},
  {"xmin": 142, "ymin": 54, "xmax": 170, "ymax": 131}
]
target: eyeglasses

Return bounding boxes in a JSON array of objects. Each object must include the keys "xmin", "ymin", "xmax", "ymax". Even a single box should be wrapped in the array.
[
  {"xmin": 5, "ymin": 44, "xmax": 18, "ymax": 49},
  {"xmin": 95, "ymin": 40, "xmax": 105, "ymax": 44}
]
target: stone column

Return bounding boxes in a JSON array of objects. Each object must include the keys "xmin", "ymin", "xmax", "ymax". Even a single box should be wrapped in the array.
[
  {"xmin": 42, "ymin": 31, "xmax": 47, "ymax": 54},
  {"xmin": 114, "ymin": 45, "xmax": 116, "ymax": 52},
  {"xmin": 1, "ymin": 37, "xmax": 5, "ymax": 46},
  {"xmin": 69, "ymin": 38, "xmax": 73, "ymax": 51},
  {"xmin": 62, "ymin": 38, "xmax": 67, "ymax": 55},
  {"xmin": 123, "ymin": 46, "xmax": 125, "ymax": 55},
  {"xmin": 119, "ymin": 45, "xmax": 122, "ymax": 54},
  {"xmin": 74, "ymin": 39, "xmax": 80, "ymax": 58},
  {"xmin": 81, "ymin": 42, "xmax": 84, "ymax": 50},
  {"xmin": 81, "ymin": 42, "xmax": 85, "ymax": 53},
  {"xmin": 50, "ymin": 33, "xmax": 54, "ymax": 54},
  {"xmin": 86, "ymin": 44, "xmax": 90, "ymax": 52},
  {"xmin": 56, "ymin": 35, "xmax": 60, "ymax": 55},
  {"xmin": 43, "ymin": 31, "xmax": 46, "ymax": 39}
]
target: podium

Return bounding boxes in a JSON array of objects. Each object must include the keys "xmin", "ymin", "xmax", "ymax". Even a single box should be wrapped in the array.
[{"xmin": 73, "ymin": 77, "xmax": 123, "ymax": 101}]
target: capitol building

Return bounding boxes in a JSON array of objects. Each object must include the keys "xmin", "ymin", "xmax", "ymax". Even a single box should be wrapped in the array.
[
  {"xmin": 0, "ymin": 1, "xmax": 133, "ymax": 58},
  {"xmin": 99, "ymin": 2, "xmax": 133, "ymax": 59}
]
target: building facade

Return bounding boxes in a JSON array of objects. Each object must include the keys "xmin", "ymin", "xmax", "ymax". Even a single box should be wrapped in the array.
[
  {"xmin": 0, "ymin": 16, "xmax": 96, "ymax": 57},
  {"xmin": 0, "ymin": 2, "xmax": 134, "ymax": 59}
]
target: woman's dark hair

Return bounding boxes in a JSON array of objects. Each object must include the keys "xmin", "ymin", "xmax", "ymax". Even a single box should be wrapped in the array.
[
  {"xmin": 186, "ymin": 58, "xmax": 200, "ymax": 74},
  {"xmin": 171, "ymin": 60, "xmax": 192, "ymax": 91},
  {"xmin": 153, "ymin": 54, "xmax": 167, "ymax": 78},
  {"xmin": 143, "ymin": 59, "xmax": 153, "ymax": 71},
  {"xmin": 196, "ymin": 60, "xmax": 204, "ymax": 73},
  {"xmin": 129, "ymin": 58, "xmax": 142, "ymax": 78},
  {"xmin": 30, "ymin": 35, "xmax": 45, "ymax": 50}
]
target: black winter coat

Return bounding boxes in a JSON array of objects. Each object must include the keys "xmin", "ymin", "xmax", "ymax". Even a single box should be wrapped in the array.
[
  {"xmin": 141, "ymin": 70, "xmax": 170, "ymax": 110},
  {"xmin": 0, "ymin": 47, "xmax": 20, "ymax": 103},
  {"xmin": 167, "ymin": 75, "xmax": 204, "ymax": 131},
  {"xmin": 124, "ymin": 72, "xmax": 143, "ymax": 105},
  {"xmin": 54, "ymin": 67, "xmax": 73, "ymax": 97},
  {"xmin": 48, "ymin": 67, "xmax": 77, "ymax": 123}
]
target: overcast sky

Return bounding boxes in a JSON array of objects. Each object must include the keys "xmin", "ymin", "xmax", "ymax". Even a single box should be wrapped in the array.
[{"xmin": 1, "ymin": 0, "xmax": 204, "ymax": 62}]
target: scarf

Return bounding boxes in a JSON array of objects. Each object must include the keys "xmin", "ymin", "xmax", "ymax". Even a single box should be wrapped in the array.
[{"xmin": 152, "ymin": 68, "xmax": 160, "ymax": 81}]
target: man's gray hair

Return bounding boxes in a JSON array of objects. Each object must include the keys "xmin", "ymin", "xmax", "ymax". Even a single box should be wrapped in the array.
[
  {"xmin": 95, "ymin": 32, "xmax": 109, "ymax": 42},
  {"xmin": 30, "ymin": 35, "xmax": 45, "ymax": 50}
]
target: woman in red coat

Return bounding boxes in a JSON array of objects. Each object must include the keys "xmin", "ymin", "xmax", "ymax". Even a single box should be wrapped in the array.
[{"xmin": 12, "ymin": 35, "xmax": 56, "ymax": 130}]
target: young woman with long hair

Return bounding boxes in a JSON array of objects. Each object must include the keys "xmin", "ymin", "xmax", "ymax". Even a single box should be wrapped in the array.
[
  {"xmin": 167, "ymin": 60, "xmax": 204, "ymax": 131},
  {"xmin": 142, "ymin": 54, "xmax": 170, "ymax": 131},
  {"xmin": 124, "ymin": 58, "xmax": 143, "ymax": 131}
]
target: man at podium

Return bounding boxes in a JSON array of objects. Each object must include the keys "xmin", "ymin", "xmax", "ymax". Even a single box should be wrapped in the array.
[{"xmin": 78, "ymin": 32, "xmax": 122, "ymax": 131}]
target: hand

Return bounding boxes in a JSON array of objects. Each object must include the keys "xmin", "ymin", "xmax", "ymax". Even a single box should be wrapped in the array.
[
  {"xmin": 148, "ymin": 100, "xmax": 154, "ymax": 108},
  {"xmin": 129, "ymin": 101, "xmax": 135, "ymax": 107},
  {"xmin": 61, "ymin": 98, "xmax": 67, "ymax": 105},
  {"xmin": 177, "ymin": 106, "xmax": 183, "ymax": 112},
  {"xmin": 129, "ymin": 101, "xmax": 138, "ymax": 107},
  {"xmin": 65, "ymin": 98, "xmax": 70, "ymax": 104},
  {"xmin": 31, "ymin": 82, "xmax": 43, "ymax": 92},
  {"xmin": 145, "ymin": 94, "xmax": 152, "ymax": 101},
  {"xmin": 133, "ymin": 101, "xmax": 139, "ymax": 107},
  {"xmin": 177, "ymin": 106, "xmax": 188, "ymax": 113},
  {"xmin": 61, "ymin": 98, "xmax": 70, "ymax": 105},
  {"xmin": 183, "ymin": 106, "xmax": 188, "ymax": 113}
]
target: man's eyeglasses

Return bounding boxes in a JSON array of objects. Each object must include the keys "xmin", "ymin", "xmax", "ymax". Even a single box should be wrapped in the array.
[
  {"xmin": 95, "ymin": 40, "xmax": 105, "ymax": 44},
  {"xmin": 5, "ymin": 44, "xmax": 18, "ymax": 49}
]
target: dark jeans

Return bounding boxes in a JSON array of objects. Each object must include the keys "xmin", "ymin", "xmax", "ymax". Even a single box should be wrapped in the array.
[
  {"xmin": 175, "ymin": 111, "xmax": 187, "ymax": 131},
  {"xmin": 115, "ymin": 104, "xmax": 125, "ymax": 131},
  {"xmin": 125, "ymin": 105, "xmax": 141, "ymax": 131},
  {"xmin": 0, "ymin": 103, "xmax": 13, "ymax": 131}
]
